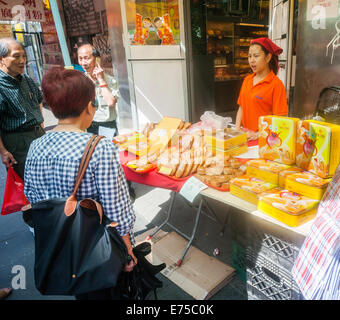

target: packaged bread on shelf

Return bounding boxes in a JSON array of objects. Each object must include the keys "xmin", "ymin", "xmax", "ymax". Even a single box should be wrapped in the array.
[
  {"xmin": 258, "ymin": 116, "xmax": 299, "ymax": 165},
  {"xmin": 148, "ymin": 117, "xmax": 184, "ymax": 156},
  {"xmin": 258, "ymin": 189, "xmax": 319, "ymax": 227},
  {"xmin": 295, "ymin": 120, "xmax": 340, "ymax": 178}
]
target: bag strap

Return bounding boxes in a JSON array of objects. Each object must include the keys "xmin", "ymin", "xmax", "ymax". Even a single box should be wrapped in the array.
[
  {"xmin": 72, "ymin": 134, "xmax": 105, "ymax": 197},
  {"xmin": 64, "ymin": 134, "xmax": 105, "ymax": 217}
]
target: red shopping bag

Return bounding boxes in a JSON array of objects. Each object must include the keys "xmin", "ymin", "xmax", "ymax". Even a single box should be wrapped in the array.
[{"xmin": 1, "ymin": 165, "xmax": 30, "ymax": 215}]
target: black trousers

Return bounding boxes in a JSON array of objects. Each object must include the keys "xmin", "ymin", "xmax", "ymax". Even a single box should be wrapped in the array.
[{"xmin": 1, "ymin": 126, "xmax": 45, "ymax": 180}]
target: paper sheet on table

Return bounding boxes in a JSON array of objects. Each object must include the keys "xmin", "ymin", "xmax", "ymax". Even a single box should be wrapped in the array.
[
  {"xmin": 98, "ymin": 126, "xmax": 116, "ymax": 140},
  {"xmin": 179, "ymin": 176, "xmax": 208, "ymax": 203},
  {"xmin": 235, "ymin": 145, "xmax": 259, "ymax": 159}
]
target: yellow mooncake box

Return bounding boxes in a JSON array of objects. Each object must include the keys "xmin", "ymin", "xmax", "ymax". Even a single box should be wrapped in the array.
[
  {"xmin": 204, "ymin": 129, "xmax": 247, "ymax": 150},
  {"xmin": 246, "ymin": 159, "xmax": 291, "ymax": 184},
  {"xmin": 279, "ymin": 166, "xmax": 304, "ymax": 188},
  {"xmin": 230, "ymin": 175, "xmax": 278, "ymax": 205},
  {"xmin": 295, "ymin": 120, "xmax": 340, "ymax": 178},
  {"xmin": 215, "ymin": 144, "xmax": 248, "ymax": 158},
  {"xmin": 258, "ymin": 116, "xmax": 300, "ymax": 165},
  {"xmin": 206, "ymin": 143, "xmax": 248, "ymax": 158},
  {"xmin": 285, "ymin": 171, "xmax": 332, "ymax": 200},
  {"xmin": 258, "ymin": 190, "xmax": 319, "ymax": 227}
]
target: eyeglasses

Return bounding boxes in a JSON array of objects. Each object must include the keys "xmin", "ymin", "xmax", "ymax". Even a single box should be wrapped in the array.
[{"xmin": 91, "ymin": 98, "xmax": 98, "ymax": 109}]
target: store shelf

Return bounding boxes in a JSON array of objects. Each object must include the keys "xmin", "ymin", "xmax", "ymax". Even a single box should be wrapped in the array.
[
  {"xmin": 207, "ymin": 35, "xmax": 234, "ymax": 39},
  {"xmin": 207, "ymin": 17, "xmax": 268, "ymax": 81},
  {"xmin": 214, "ymin": 64, "xmax": 232, "ymax": 68},
  {"xmin": 215, "ymin": 78, "xmax": 242, "ymax": 82}
]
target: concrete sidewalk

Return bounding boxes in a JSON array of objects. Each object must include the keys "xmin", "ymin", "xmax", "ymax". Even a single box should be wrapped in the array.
[{"xmin": 0, "ymin": 108, "xmax": 247, "ymax": 300}]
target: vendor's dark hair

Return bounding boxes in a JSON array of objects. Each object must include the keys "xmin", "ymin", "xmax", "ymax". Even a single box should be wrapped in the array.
[
  {"xmin": 250, "ymin": 42, "xmax": 278, "ymax": 75},
  {"xmin": 42, "ymin": 67, "xmax": 95, "ymax": 119}
]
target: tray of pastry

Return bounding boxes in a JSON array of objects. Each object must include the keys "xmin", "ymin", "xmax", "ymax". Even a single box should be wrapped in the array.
[
  {"xmin": 124, "ymin": 159, "xmax": 157, "ymax": 174},
  {"xmin": 194, "ymin": 157, "xmax": 246, "ymax": 191}
]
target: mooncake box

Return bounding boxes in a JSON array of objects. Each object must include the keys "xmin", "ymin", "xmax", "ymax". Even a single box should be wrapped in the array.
[
  {"xmin": 230, "ymin": 175, "xmax": 278, "ymax": 205},
  {"xmin": 285, "ymin": 171, "xmax": 331, "ymax": 200},
  {"xmin": 295, "ymin": 120, "xmax": 340, "ymax": 178},
  {"xmin": 204, "ymin": 129, "xmax": 247, "ymax": 150},
  {"xmin": 258, "ymin": 190, "xmax": 319, "ymax": 227},
  {"xmin": 258, "ymin": 116, "xmax": 300, "ymax": 165},
  {"xmin": 246, "ymin": 159, "xmax": 291, "ymax": 184},
  {"xmin": 278, "ymin": 166, "xmax": 304, "ymax": 188}
]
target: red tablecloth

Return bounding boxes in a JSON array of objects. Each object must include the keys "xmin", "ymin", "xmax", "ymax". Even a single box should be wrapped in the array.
[
  {"xmin": 119, "ymin": 140, "xmax": 258, "ymax": 192},
  {"xmin": 120, "ymin": 151, "xmax": 188, "ymax": 192}
]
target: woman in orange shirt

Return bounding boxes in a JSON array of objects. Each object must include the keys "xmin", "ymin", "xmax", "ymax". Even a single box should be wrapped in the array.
[{"xmin": 235, "ymin": 37, "xmax": 288, "ymax": 141}]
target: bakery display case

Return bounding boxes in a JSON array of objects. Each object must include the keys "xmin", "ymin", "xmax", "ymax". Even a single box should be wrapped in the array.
[
  {"xmin": 187, "ymin": 0, "xmax": 269, "ymax": 122},
  {"xmin": 209, "ymin": 22, "xmax": 268, "ymax": 82}
]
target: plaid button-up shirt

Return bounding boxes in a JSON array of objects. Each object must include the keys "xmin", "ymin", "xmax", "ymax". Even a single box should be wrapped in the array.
[
  {"xmin": 24, "ymin": 131, "xmax": 136, "ymax": 243},
  {"xmin": 0, "ymin": 70, "xmax": 43, "ymax": 135},
  {"xmin": 292, "ymin": 164, "xmax": 340, "ymax": 300}
]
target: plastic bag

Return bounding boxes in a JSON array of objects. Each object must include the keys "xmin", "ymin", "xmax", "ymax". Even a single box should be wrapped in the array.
[
  {"xmin": 200, "ymin": 111, "xmax": 232, "ymax": 130},
  {"xmin": 1, "ymin": 165, "xmax": 30, "ymax": 215}
]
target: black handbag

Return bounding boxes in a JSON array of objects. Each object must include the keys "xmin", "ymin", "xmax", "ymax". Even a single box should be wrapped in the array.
[
  {"xmin": 25, "ymin": 135, "xmax": 129, "ymax": 296},
  {"xmin": 118, "ymin": 242, "xmax": 166, "ymax": 300}
]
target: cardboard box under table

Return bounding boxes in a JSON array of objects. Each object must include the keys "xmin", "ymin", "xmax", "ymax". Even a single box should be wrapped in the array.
[{"xmin": 136, "ymin": 229, "xmax": 235, "ymax": 300}]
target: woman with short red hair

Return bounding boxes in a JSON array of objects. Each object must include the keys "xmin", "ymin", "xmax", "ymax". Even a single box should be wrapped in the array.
[
  {"xmin": 23, "ymin": 67, "xmax": 137, "ymax": 299},
  {"xmin": 235, "ymin": 37, "xmax": 288, "ymax": 140}
]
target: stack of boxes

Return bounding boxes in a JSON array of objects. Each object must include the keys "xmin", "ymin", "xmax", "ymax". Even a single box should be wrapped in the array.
[
  {"xmin": 230, "ymin": 116, "xmax": 340, "ymax": 299},
  {"xmin": 204, "ymin": 128, "xmax": 248, "ymax": 158},
  {"xmin": 230, "ymin": 116, "xmax": 340, "ymax": 228}
]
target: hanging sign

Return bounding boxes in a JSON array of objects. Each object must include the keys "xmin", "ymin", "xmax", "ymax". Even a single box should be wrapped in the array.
[
  {"xmin": 0, "ymin": 0, "xmax": 46, "ymax": 22},
  {"xmin": 306, "ymin": 0, "xmax": 339, "ymax": 21},
  {"xmin": 0, "ymin": 24, "xmax": 12, "ymax": 38}
]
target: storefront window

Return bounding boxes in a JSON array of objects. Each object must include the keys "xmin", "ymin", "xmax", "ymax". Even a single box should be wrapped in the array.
[{"xmin": 125, "ymin": 0, "xmax": 180, "ymax": 45}]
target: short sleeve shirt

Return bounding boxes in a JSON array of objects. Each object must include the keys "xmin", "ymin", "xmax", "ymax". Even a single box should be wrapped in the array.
[
  {"xmin": 237, "ymin": 71, "xmax": 288, "ymax": 132},
  {"xmin": 0, "ymin": 70, "xmax": 43, "ymax": 134},
  {"xmin": 24, "ymin": 131, "xmax": 136, "ymax": 243},
  {"xmin": 87, "ymin": 72, "xmax": 120, "ymax": 123}
]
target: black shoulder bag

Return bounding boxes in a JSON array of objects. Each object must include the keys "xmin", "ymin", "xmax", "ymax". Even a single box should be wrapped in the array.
[{"xmin": 24, "ymin": 135, "xmax": 129, "ymax": 296}]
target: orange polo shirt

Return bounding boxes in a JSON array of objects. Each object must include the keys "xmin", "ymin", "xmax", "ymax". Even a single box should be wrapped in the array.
[{"xmin": 237, "ymin": 71, "xmax": 288, "ymax": 132}]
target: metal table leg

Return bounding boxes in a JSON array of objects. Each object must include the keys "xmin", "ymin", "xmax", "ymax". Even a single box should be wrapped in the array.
[
  {"xmin": 145, "ymin": 191, "xmax": 204, "ymax": 267},
  {"xmin": 146, "ymin": 190, "xmax": 177, "ymax": 240},
  {"xmin": 145, "ymin": 191, "xmax": 230, "ymax": 267},
  {"xmin": 176, "ymin": 198, "xmax": 203, "ymax": 267}
]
